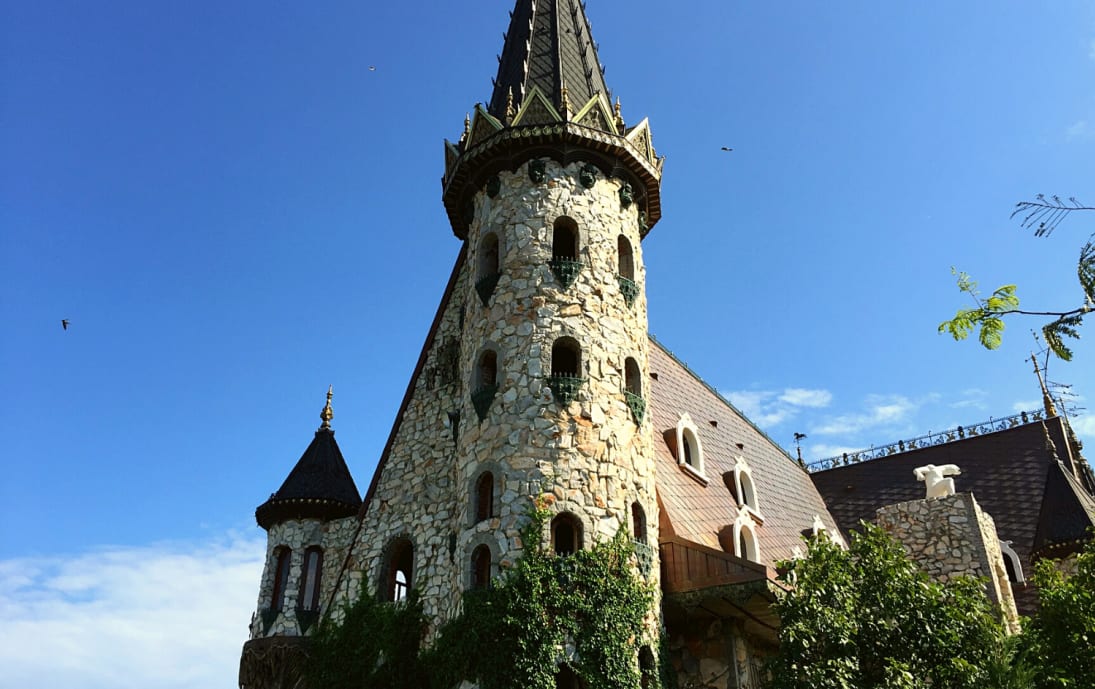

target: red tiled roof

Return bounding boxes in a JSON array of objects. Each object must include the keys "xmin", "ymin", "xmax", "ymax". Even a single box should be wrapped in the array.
[{"xmin": 649, "ymin": 338, "xmax": 838, "ymax": 568}]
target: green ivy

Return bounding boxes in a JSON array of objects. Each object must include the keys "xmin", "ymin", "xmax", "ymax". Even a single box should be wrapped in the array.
[{"xmin": 306, "ymin": 502, "xmax": 664, "ymax": 689}]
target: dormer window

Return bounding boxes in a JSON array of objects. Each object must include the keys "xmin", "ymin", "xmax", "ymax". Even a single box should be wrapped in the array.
[
  {"xmin": 733, "ymin": 512, "xmax": 760, "ymax": 562},
  {"xmin": 674, "ymin": 413, "xmax": 707, "ymax": 484},
  {"xmin": 732, "ymin": 455, "xmax": 762, "ymax": 521}
]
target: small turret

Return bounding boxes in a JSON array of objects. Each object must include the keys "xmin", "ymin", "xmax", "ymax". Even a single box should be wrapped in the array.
[{"xmin": 240, "ymin": 389, "xmax": 362, "ymax": 689}]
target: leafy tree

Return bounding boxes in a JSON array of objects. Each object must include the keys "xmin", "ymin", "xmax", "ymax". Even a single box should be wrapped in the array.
[
  {"xmin": 939, "ymin": 195, "xmax": 1093, "ymax": 360},
  {"xmin": 1020, "ymin": 537, "xmax": 1095, "ymax": 688},
  {"xmin": 767, "ymin": 523, "xmax": 1008, "ymax": 689}
]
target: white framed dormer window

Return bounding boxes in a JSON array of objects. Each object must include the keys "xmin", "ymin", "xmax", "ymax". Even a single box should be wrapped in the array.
[
  {"xmin": 733, "ymin": 455, "xmax": 763, "ymax": 523},
  {"xmin": 675, "ymin": 413, "xmax": 707, "ymax": 484},
  {"xmin": 1000, "ymin": 540, "xmax": 1025, "ymax": 584},
  {"xmin": 733, "ymin": 511, "xmax": 760, "ymax": 562}
]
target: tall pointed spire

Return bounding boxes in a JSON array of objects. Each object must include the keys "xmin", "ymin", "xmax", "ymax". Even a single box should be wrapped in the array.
[
  {"xmin": 488, "ymin": 0, "xmax": 610, "ymax": 120},
  {"xmin": 1031, "ymin": 353, "xmax": 1059, "ymax": 418}
]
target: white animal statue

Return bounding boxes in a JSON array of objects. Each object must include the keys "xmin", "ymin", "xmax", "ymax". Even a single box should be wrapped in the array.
[{"xmin": 913, "ymin": 463, "xmax": 961, "ymax": 499}]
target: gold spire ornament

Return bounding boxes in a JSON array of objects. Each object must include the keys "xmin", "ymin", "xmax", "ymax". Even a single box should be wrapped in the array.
[
  {"xmin": 560, "ymin": 81, "xmax": 571, "ymax": 119},
  {"xmin": 614, "ymin": 97, "xmax": 624, "ymax": 129},
  {"xmin": 505, "ymin": 87, "xmax": 516, "ymax": 124},
  {"xmin": 459, "ymin": 113, "xmax": 471, "ymax": 146},
  {"xmin": 320, "ymin": 385, "xmax": 334, "ymax": 430}
]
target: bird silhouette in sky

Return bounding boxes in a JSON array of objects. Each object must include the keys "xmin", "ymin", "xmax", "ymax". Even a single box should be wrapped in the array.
[
  {"xmin": 721, "ymin": 147, "xmax": 733, "ymax": 152},
  {"xmin": 61, "ymin": 319, "xmax": 70, "ymax": 330},
  {"xmin": 369, "ymin": 65, "xmax": 376, "ymax": 71}
]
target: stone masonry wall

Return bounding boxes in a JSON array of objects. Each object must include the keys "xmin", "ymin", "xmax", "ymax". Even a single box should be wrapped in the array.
[
  {"xmin": 876, "ymin": 493, "xmax": 1020, "ymax": 633},
  {"xmin": 249, "ymin": 515, "xmax": 359, "ymax": 639},
  {"xmin": 664, "ymin": 618, "xmax": 773, "ymax": 689}
]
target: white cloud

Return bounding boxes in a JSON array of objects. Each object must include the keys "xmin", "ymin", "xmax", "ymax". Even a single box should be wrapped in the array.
[
  {"xmin": 0, "ymin": 534, "xmax": 265, "ymax": 689},
  {"xmin": 808, "ymin": 443, "xmax": 863, "ymax": 460},
  {"xmin": 810, "ymin": 394, "xmax": 918, "ymax": 436},
  {"xmin": 723, "ymin": 387, "xmax": 833, "ymax": 429},
  {"xmin": 779, "ymin": 388, "xmax": 833, "ymax": 408},
  {"xmin": 1012, "ymin": 399, "xmax": 1040, "ymax": 414},
  {"xmin": 950, "ymin": 388, "xmax": 989, "ymax": 410},
  {"xmin": 1066, "ymin": 120, "xmax": 1092, "ymax": 140},
  {"xmin": 1070, "ymin": 413, "xmax": 1095, "ymax": 447}
]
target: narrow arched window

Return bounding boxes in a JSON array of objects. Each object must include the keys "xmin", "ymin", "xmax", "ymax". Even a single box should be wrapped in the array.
[
  {"xmin": 625, "ymin": 357, "xmax": 641, "ymax": 396},
  {"xmin": 553, "ymin": 217, "xmax": 579, "ymax": 260},
  {"xmin": 270, "ymin": 547, "xmax": 292, "ymax": 612},
  {"xmin": 551, "ymin": 513, "xmax": 583, "ymax": 556},
  {"xmin": 551, "ymin": 337, "xmax": 581, "ymax": 378},
  {"xmin": 471, "ymin": 545, "xmax": 492, "ymax": 589},
  {"xmin": 475, "ymin": 472, "xmax": 494, "ymax": 522},
  {"xmin": 555, "ymin": 664, "xmax": 584, "ymax": 689},
  {"xmin": 385, "ymin": 539, "xmax": 414, "ymax": 602},
  {"xmin": 639, "ymin": 647, "xmax": 656, "ymax": 689},
  {"xmin": 476, "ymin": 350, "xmax": 498, "ymax": 389},
  {"xmin": 631, "ymin": 502, "xmax": 647, "ymax": 543},
  {"xmin": 682, "ymin": 433, "xmax": 695, "ymax": 467},
  {"xmin": 740, "ymin": 472, "xmax": 757, "ymax": 511},
  {"xmin": 617, "ymin": 235, "xmax": 634, "ymax": 280},
  {"xmin": 736, "ymin": 523, "xmax": 759, "ymax": 562},
  {"xmin": 478, "ymin": 232, "xmax": 500, "ymax": 280},
  {"xmin": 298, "ymin": 547, "xmax": 323, "ymax": 612}
]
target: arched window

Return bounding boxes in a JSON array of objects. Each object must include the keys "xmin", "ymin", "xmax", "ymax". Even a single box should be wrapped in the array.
[
  {"xmin": 552, "ymin": 337, "xmax": 581, "ymax": 377},
  {"xmin": 674, "ymin": 413, "xmax": 706, "ymax": 482},
  {"xmin": 475, "ymin": 350, "xmax": 498, "ymax": 390},
  {"xmin": 734, "ymin": 516, "xmax": 760, "ymax": 562},
  {"xmin": 298, "ymin": 546, "xmax": 323, "ymax": 612},
  {"xmin": 551, "ymin": 513, "xmax": 583, "ymax": 556},
  {"xmin": 1000, "ymin": 541, "xmax": 1025, "ymax": 584},
  {"xmin": 555, "ymin": 664, "xmax": 585, "ymax": 689},
  {"xmin": 471, "ymin": 545, "xmax": 492, "ymax": 589},
  {"xmin": 631, "ymin": 502, "xmax": 647, "ymax": 543},
  {"xmin": 553, "ymin": 217, "xmax": 580, "ymax": 261},
  {"xmin": 617, "ymin": 235, "xmax": 634, "ymax": 280},
  {"xmin": 732, "ymin": 456, "xmax": 760, "ymax": 517},
  {"xmin": 478, "ymin": 232, "xmax": 500, "ymax": 279},
  {"xmin": 476, "ymin": 232, "xmax": 502, "ymax": 304},
  {"xmin": 384, "ymin": 538, "xmax": 414, "ymax": 602},
  {"xmin": 625, "ymin": 357, "xmax": 641, "ymax": 396},
  {"xmin": 270, "ymin": 547, "xmax": 292, "ymax": 611},
  {"xmin": 639, "ymin": 646, "xmax": 656, "ymax": 689},
  {"xmin": 475, "ymin": 471, "xmax": 495, "ymax": 522}
]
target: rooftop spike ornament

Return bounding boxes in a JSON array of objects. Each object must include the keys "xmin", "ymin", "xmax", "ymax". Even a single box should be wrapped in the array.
[{"xmin": 320, "ymin": 385, "xmax": 334, "ymax": 430}]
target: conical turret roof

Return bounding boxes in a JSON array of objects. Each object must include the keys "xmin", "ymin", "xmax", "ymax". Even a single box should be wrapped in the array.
[
  {"xmin": 255, "ymin": 391, "xmax": 361, "ymax": 529},
  {"xmin": 488, "ymin": 0, "xmax": 610, "ymax": 121}
]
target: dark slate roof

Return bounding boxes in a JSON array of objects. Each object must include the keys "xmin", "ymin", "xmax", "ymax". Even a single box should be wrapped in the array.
[
  {"xmin": 649, "ymin": 339, "xmax": 840, "ymax": 571},
  {"xmin": 488, "ymin": 0, "xmax": 610, "ymax": 120},
  {"xmin": 810, "ymin": 416, "xmax": 1095, "ymax": 615},
  {"xmin": 256, "ymin": 428, "xmax": 362, "ymax": 529}
]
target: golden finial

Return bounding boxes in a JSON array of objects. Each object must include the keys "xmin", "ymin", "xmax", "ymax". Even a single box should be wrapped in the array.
[
  {"xmin": 613, "ymin": 97, "xmax": 624, "ymax": 129},
  {"xmin": 320, "ymin": 385, "xmax": 334, "ymax": 430},
  {"xmin": 459, "ymin": 113, "xmax": 471, "ymax": 145},
  {"xmin": 1031, "ymin": 353, "xmax": 1059, "ymax": 418},
  {"xmin": 560, "ymin": 80, "xmax": 571, "ymax": 119},
  {"xmin": 505, "ymin": 87, "xmax": 516, "ymax": 124}
]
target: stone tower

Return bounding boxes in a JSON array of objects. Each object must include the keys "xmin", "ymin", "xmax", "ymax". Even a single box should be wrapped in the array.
[{"xmin": 441, "ymin": 0, "xmax": 664, "ymax": 584}]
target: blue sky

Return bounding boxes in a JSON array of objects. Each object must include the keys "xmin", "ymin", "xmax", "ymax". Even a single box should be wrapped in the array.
[{"xmin": 2, "ymin": 1, "xmax": 1094, "ymax": 687}]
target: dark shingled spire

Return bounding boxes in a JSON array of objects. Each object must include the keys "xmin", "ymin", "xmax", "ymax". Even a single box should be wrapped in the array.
[
  {"xmin": 255, "ymin": 393, "xmax": 362, "ymax": 529},
  {"xmin": 488, "ymin": 0, "xmax": 610, "ymax": 119}
]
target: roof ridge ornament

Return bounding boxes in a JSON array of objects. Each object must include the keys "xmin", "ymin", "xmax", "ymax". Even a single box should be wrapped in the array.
[
  {"xmin": 1031, "ymin": 352, "xmax": 1059, "ymax": 418},
  {"xmin": 320, "ymin": 385, "xmax": 334, "ymax": 430}
]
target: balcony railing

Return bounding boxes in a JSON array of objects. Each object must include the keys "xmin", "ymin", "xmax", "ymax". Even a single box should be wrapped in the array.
[
  {"xmin": 806, "ymin": 409, "xmax": 1047, "ymax": 472},
  {"xmin": 545, "ymin": 375, "xmax": 584, "ymax": 405},
  {"xmin": 625, "ymin": 390, "xmax": 646, "ymax": 425},
  {"xmin": 659, "ymin": 536, "xmax": 767, "ymax": 594},
  {"xmin": 549, "ymin": 257, "xmax": 584, "ymax": 289},
  {"xmin": 475, "ymin": 272, "xmax": 501, "ymax": 306},
  {"xmin": 471, "ymin": 384, "xmax": 498, "ymax": 422},
  {"xmin": 617, "ymin": 275, "xmax": 639, "ymax": 307}
]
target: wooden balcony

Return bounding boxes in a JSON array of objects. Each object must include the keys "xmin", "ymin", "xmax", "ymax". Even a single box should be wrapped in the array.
[{"xmin": 659, "ymin": 536, "xmax": 768, "ymax": 594}]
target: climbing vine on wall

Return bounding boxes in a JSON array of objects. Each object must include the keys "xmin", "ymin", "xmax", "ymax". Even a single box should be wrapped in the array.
[{"xmin": 305, "ymin": 501, "xmax": 663, "ymax": 689}]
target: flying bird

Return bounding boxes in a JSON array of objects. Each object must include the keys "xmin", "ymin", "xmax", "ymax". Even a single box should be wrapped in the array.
[
  {"xmin": 720, "ymin": 147, "xmax": 733, "ymax": 152},
  {"xmin": 368, "ymin": 65, "xmax": 376, "ymax": 71},
  {"xmin": 61, "ymin": 319, "xmax": 70, "ymax": 330}
]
